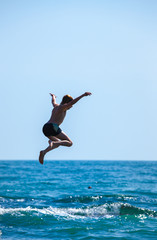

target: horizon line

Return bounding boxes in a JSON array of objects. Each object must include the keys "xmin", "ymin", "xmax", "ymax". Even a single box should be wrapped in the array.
[{"xmin": 0, "ymin": 159, "xmax": 157, "ymax": 161}]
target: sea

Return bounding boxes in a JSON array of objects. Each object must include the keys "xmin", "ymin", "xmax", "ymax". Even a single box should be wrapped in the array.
[{"xmin": 0, "ymin": 160, "xmax": 157, "ymax": 240}]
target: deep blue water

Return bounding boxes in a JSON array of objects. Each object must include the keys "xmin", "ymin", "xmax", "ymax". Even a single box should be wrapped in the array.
[{"xmin": 0, "ymin": 160, "xmax": 157, "ymax": 240}]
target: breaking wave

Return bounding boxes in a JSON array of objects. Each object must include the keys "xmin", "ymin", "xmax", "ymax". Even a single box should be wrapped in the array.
[{"xmin": 0, "ymin": 203, "xmax": 156, "ymax": 220}]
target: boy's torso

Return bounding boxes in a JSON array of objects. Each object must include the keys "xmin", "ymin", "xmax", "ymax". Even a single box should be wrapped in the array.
[{"xmin": 48, "ymin": 105, "xmax": 66, "ymax": 126}]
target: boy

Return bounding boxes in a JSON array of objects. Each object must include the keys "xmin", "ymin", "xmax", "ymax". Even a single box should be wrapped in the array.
[{"xmin": 39, "ymin": 92, "xmax": 92, "ymax": 164}]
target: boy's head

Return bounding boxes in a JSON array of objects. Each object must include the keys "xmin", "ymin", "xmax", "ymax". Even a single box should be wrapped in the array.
[{"xmin": 61, "ymin": 95, "xmax": 73, "ymax": 105}]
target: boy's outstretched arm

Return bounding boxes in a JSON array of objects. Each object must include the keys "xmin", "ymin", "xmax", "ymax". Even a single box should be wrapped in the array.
[
  {"xmin": 63, "ymin": 92, "xmax": 92, "ymax": 110},
  {"xmin": 50, "ymin": 93, "xmax": 58, "ymax": 107}
]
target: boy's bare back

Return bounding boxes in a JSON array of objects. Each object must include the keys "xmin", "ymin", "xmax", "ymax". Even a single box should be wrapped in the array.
[{"xmin": 48, "ymin": 105, "xmax": 67, "ymax": 126}]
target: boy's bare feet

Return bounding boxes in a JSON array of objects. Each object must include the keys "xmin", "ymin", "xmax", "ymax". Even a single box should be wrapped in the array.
[
  {"xmin": 39, "ymin": 151, "xmax": 45, "ymax": 165},
  {"xmin": 48, "ymin": 140, "xmax": 53, "ymax": 148}
]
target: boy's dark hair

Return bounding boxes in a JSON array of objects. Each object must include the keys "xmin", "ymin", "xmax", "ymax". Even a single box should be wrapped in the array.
[{"xmin": 61, "ymin": 95, "xmax": 73, "ymax": 105}]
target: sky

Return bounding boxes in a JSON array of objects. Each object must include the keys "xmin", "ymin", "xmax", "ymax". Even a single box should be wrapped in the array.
[{"xmin": 0, "ymin": 0, "xmax": 157, "ymax": 160}]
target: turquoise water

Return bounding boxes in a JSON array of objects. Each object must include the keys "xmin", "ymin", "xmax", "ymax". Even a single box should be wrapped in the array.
[{"xmin": 0, "ymin": 160, "xmax": 157, "ymax": 239}]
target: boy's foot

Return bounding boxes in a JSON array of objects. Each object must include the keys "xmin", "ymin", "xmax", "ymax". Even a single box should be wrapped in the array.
[
  {"xmin": 39, "ymin": 151, "xmax": 45, "ymax": 165},
  {"xmin": 48, "ymin": 140, "xmax": 53, "ymax": 148}
]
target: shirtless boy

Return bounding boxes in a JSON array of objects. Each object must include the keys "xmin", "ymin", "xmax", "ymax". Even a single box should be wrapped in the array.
[{"xmin": 39, "ymin": 92, "xmax": 92, "ymax": 164}]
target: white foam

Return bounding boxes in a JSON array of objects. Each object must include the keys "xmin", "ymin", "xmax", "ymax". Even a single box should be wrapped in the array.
[
  {"xmin": 16, "ymin": 199, "xmax": 25, "ymax": 202},
  {"xmin": 0, "ymin": 203, "xmax": 122, "ymax": 219},
  {"xmin": 0, "ymin": 206, "xmax": 32, "ymax": 215}
]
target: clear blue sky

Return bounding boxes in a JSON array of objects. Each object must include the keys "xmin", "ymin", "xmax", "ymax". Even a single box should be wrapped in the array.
[{"xmin": 0, "ymin": 0, "xmax": 157, "ymax": 160}]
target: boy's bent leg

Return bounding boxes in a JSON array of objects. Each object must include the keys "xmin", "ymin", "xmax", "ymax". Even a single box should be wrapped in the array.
[
  {"xmin": 46, "ymin": 132, "xmax": 73, "ymax": 149},
  {"xmin": 39, "ymin": 133, "xmax": 73, "ymax": 165},
  {"xmin": 55, "ymin": 131, "xmax": 73, "ymax": 146},
  {"xmin": 48, "ymin": 136, "xmax": 60, "ymax": 148},
  {"xmin": 39, "ymin": 136, "xmax": 60, "ymax": 164}
]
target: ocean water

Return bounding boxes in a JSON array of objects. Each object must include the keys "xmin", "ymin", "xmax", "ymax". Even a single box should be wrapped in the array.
[{"xmin": 0, "ymin": 160, "xmax": 157, "ymax": 240}]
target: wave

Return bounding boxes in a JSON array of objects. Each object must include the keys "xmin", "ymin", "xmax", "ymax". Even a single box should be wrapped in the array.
[
  {"xmin": 55, "ymin": 195, "xmax": 103, "ymax": 204},
  {"xmin": 54, "ymin": 194, "xmax": 138, "ymax": 204},
  {"xmin": 1, "ymin": 194, "xmax": 150, "ymax": 206},
  {"xmin": 0, "ymin": 203, "xmax": 156, "ymax": 220}
]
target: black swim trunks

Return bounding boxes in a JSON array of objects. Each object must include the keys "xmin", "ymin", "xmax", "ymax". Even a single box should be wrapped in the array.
[{"xmin": 42, "ymin": 123, "xmax": 62, "ymax": 137}]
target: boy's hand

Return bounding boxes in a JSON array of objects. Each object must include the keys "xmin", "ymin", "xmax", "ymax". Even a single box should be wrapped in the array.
[
  {"xmin": 84, "ymin": 92, "xmax": 92, "ymax": 96},
  {"xmin": 50, "ymin": 93, "xmax": 57, "ymax": 98}
]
